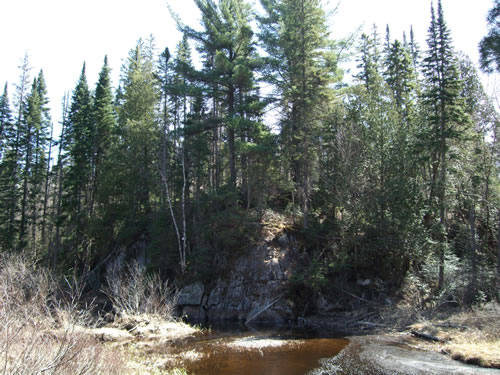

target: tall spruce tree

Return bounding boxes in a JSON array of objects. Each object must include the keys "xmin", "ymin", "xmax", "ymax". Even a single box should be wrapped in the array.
[
  {"xmin": 0, "ymin": 84, "xmax": 12, "ymax": 161},
  {"xmin": 0, "ymin": 57, "xmax": 30, "ymax": 250},
  {"xmin": 116, "ymin": 39, "xmax": 160, "ymax": 231},
  {"xmin": 64, "ymin": 64, "xmax": 94, "ymax": 257},
  {"xmin": 92, "ymin": 56, "xmax": 115, "ymax": 217},
  {"xmin": 88, "ymin": 56, "xmax": 117, "ymax": 254},
  {"xmin": 0, "ymin": 84, "xmax": 14, "ymax": 249},
  {"xmin": 18, "ymin": 78, "xmax": 41, "ymax": 250},
  {"xmin": 259, "ymin": 0, "xmax": 339, "ymax": 228},
  {"xmin": 384, "ymin": 39, "xmax": 417, "ymax": 116},
  {"xmin": 422, "ymin": 0, "xmax": 468, "ymax": 290},
  {"xmin": 479, "ymin": 0, "xmax": 500, "ymax": 73}
]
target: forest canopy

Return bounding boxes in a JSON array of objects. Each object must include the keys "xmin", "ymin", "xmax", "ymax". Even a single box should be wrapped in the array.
[{"xmin": 0, "ymin": 0, "xmax": 499, "ymax": 305}]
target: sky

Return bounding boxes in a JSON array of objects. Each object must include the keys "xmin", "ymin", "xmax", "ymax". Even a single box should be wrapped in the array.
[{"xmin": 0, "ymin": 0, "xmax": 497, "ymax": 126}]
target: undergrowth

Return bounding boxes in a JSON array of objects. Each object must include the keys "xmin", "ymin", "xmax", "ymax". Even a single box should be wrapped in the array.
[{"xmin": 0, "ymin": 253, "xmax": 181, "ymax": 374}]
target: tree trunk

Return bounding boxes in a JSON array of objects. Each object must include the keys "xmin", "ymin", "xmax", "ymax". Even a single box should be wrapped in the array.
[
  {"xmin": 437, "ymin": 104, "xmax": 447, "ymax": 291},
  {"xmin": 19, "ymin": 123, "xmax": 32, "ymax": 248},
  {"xmin": 228, "ymin": 86, "xmax": 237, "ymax": 189},
  {"xmin": 497, "ymin": 212, "xmax": 500, "ymax": 295},
  {"xmin": 50, "ymin": 95, "xmax": 69, "ymax": 270},
  {"xmin": 469, "ymin": 205, "xmax": 477, "ymax": 301},
  {"xmin": 41, "ymin": 122, "xmax": 54, "ymax": 249},
  {"xmin": 160, "ymin": 161, "xmax": 185, "ymax": 274}
]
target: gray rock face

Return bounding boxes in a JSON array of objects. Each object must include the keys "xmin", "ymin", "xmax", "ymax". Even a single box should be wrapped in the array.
[
  {"xmin": 176, "ymin": 241, "xmax": 299, "ymax": 323},
  {"xmin": 204, "ymin": 244, "xmax": 296, "ymax": 323},
  {"xmin": 177, "ymin": 282, "xmax": 205, "ymax": 306}
]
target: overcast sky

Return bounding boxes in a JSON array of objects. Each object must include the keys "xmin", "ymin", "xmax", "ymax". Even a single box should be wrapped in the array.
[{"xmin": 0, "ymin": 0, "xmax": 496, "ymax": 125}]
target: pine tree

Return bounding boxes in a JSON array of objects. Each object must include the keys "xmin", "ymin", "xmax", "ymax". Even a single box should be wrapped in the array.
[
  {"xmin": 259, "ymin": 0, "xmax": 339, "ymax": 227},
  {"xmin": 180, "ymin": 0, "xmax": 262, "ymax": 191},
  {"xmin": 18, "ymin": 78, "xmax": 41, "ymax": 249},
  {"xmin": 92, "ymin": 56, "xmax": 115, "ymax": 217},
  {"xmin": 50, "ymin": 93, "xmax": 70, "ymax": 269},
  {"xmin": 37, "ymin": 71, "xmax": 54, "ymax": 252},
  {"xmin": 479, "ymin": 0, "xmax": 500, "ymax": 73},
  {"xmin": 0, "ymin": 83, "xmax": 14, "ymax": 250},
  {"xmin": 116, "ymin": 38, "xmax": 160, "ymax": 229},
  {"xmin": 0, "ymin": 83, "xmax": 12, "ymax": 161},
  {"xmin": 409, "ymin": 25, "xmax": 421, "ymax": 75},
  {"xmin": 384, "ymin": 38, "xmax": 417, "ymax": 119},
  {"xmin": 14, "ymin": 71, "xmax": 52, "ymax": 254},
  {"xmin": 0, "ymin": 55, "xmax": 31, "ymax": 251},
  {"xmin": 64, "ymin": 63, "xmax": 94, "ymax": 255},
  {"xmin": 353, "ymin": 29, "xmax": 393, "ymax": 225},
  {"xmin": 422, "ymin": 0, "xmax": 468, "ymax": 290}
]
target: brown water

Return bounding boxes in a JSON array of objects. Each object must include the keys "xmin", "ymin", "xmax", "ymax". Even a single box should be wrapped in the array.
[
  {"xmin": 172, "ymin": 325, "xmax": 349, "ymax": 375},
  {"xmin": 165, "ymin": 325, "xmax": 500, "ymax": 374}
]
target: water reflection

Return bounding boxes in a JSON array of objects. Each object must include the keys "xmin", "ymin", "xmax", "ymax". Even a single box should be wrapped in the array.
[{"xmin": 173, "ymin": 323, "xmax": 349, "ymax": 375}]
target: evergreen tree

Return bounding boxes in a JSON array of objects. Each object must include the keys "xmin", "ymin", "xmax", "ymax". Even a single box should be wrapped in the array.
[
  {"xmin": 479, "ymin": 0, "xmax": 500, "ymax": 73},
  {"xmin": 384, "ymin": 39, "xmax": 416, "ymax": 115},
  {"xmin": 409, "ymin": 25, "xmax": 421, "ymax": 75},
  {"xmin": 29, "ymin": 71, "xmax": 52, "ymax": 256},
  {"xmin": 64, "ymin": 64, "xmax": 94, "ymax": 257},
  {"xmin": 50, "ymin": 93, "xmax": 70, "ymax": 269},
  {"xmin": 0, "ymin": 83, "xmax": 12, "ymax": 161},
  {"xmin": 18, "ymin": 78, "xmax": 41, "ymax": 250},
  {"xmin": 259, "ymin": 0, "xmax": 340, "ymax": 227},
  {"xmin": 92, "ymin": 56, "xmax": 115, "ymax": 216},
  {"xmin": 116, "ymin": 38, "xmax": 160, "ymax": 231},
  {"xmin": 456, "ymin": 54, "xmax": 500, "ymax": 299},
  {"xmin": 37, "ymin": 71, "xmax": 54, "ymax": 252},
  {"xmin": 181, "ymin": 0, "xmax": 261, "ymax": 190},
  {"xmin": 0, "ymin": 83, "xmax": 14, "ymax": 250},
  {"xmin": 0, "ymin": 55, "xmax": 31, "ymax": 251},
  {"xmin": 422, "ymin": 0, "xmax": 468, "ymax": 290},
  {"xmin": 86, "ymin": 56, "xmax": 117, "ymax": 255}
]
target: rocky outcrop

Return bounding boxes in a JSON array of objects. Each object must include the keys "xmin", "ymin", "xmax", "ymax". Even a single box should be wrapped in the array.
[
  {"xmin": 178, "ymin": 282, "xmax": 205, "ymax": 306},
  {"xmin": 177, "ymin": 234, "xmax": 298, "ymax": 324},
  {"xmin": 177, "ymin": 282, "xmax": 206, "ymax": 321}
]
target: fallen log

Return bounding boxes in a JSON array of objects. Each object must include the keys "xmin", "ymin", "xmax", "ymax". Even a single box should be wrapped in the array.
[
  {"xmin": 410, "ymin": 330, "xmax": 444, "ymax": 342},
  {"xmin": 245, "ymin": 296, "xmax": 282, "ymax": 325},
  {"xmin": 433, "ymin": 323, "xmax": 469, "ymax": 330}
]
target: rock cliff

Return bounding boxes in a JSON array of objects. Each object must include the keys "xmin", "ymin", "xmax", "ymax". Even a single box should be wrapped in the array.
[{"xmin": 178, "ymin": 233, "xmax": 298, "ymax": 324}]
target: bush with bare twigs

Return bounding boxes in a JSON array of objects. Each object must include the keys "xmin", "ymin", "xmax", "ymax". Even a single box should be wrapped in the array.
[
  {"xmin": 0, "ymin": 253, "xmax": 125, "ymax": 375},
  {"xmin": 103, "ymin": 258, "xmax": 177, "ymax": 318}
]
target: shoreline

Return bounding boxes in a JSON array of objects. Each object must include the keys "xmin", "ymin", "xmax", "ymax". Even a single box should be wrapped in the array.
[{"xmin": 83, "ymin": 306, "xmax": 499, "ymax": 374}]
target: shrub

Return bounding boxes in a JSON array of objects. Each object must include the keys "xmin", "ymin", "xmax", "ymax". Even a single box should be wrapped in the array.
[
  {"xmin": 0, "ymin": 253, "xmax": 125, "ymax": 375},
  {"xmin": 103, "ymin": 258, "xmax": 177, "ymax": 318}
]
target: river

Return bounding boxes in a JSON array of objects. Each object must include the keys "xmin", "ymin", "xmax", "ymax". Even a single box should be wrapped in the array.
[{"xmin": 164, "ymin": 323, "xmax": 500, "ymax": 375}]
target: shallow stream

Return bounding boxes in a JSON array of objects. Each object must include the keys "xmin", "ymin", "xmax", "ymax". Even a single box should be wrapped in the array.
[
  {"xmin": 166, "ymin": 323, "xmax": 500, "ymax": 374},
  {"xmin": 168, "ymin": 323, "xmax": 347, "ymax": 374}
]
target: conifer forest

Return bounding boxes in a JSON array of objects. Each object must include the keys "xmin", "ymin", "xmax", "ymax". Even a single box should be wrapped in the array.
[{"xmin": 1, "ymin": 0, "xmax": 499, "ymax": 307}]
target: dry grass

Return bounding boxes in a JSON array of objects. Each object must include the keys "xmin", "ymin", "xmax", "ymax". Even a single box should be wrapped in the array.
[
  {"xmin": 405, "ymin": 302, "xmax": 500, "ymax": 369},
  {"xmin": 1, "ymin": 323, "xmax": 125, "ymax": 375},
  {"xmin": 445, "ymin": 340, "xmax": 500, "ymax": 368},
  {"xmin": 439, "ymin": 303, "xmax": 500, "ymax": 368},
  {"xmin": 109, "ymin": 314, "xmax": 198, "ymax": 341},
  {"xmin": 0, "ymin": 253, "xmax": 197, "ymax": 374},
  {"xmin": 260, "ymin": 209, "xmax": 294, "ymax": 242},
  {"xmin": 0, "ymin": 253, "xmax": 128, "ymax": 374}
]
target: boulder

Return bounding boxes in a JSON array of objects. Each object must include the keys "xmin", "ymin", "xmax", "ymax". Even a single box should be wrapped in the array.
[{"xmin": 177, "ymin": 282, "xmax": 205, "ymax": 306}]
